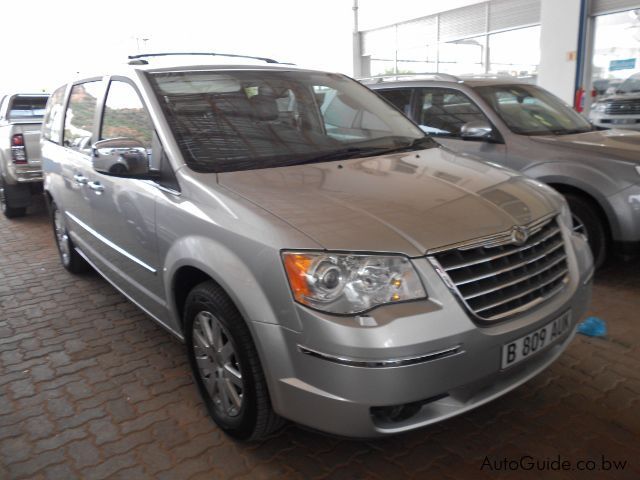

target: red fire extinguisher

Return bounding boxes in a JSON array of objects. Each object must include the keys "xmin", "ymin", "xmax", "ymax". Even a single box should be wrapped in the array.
[
  {"xmin": 575, "ymin": 87, "xmax": 597, "ymax": 113},
  {"xmin": 574, "ymin": 87, "xmax": 585, "ymax": 113}
]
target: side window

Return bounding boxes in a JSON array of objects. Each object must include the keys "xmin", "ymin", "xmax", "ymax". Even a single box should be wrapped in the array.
[
  {"xmin": 376, "ymin": 89, "xmax": 413, "ymax": 117},
  {"xmin": 419, "ymin": 88, "xmax": 488, "ymax": 137},
  {"xmin": 64, "ymin": 81, "xmax": 103, "ymax": 153},
  {"xmin": 42, "ymin": 86, "xmax": 66, "ymax": 143},
  {"xmin": 100, "ymin": 80, "xmax": 153, "ymax": 150}
]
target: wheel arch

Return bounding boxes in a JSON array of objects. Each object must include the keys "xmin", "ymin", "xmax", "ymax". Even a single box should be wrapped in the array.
[{"xmin": 546, "ymin": 182, "xmax": 612, "ymax": 240}]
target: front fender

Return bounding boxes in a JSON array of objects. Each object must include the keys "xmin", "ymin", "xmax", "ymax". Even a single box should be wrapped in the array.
[
  {"xmin": 524, "ymin": 162, "xmax": 621, "ymax": 238},
  {"xmin": 163, "ymin": 235, "xmax": 302, "ymax": 334}
]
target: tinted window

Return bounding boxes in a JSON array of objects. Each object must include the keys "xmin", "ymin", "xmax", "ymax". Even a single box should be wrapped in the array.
[
  {"xmin": 42, "ymin": 86, "xmax": 66, "ymax": 143},
  {"xmin": 148, "ymin": 70, "xmax": 430, "ymax": 173},
  {"xmin": 101, "ymin": 81, "xmax": 153, "ymax": 149},
  {"xmin": 64, "ymin": 81, "xmax": 103, "ymax": 153},
  {"xmin": 376, "ymin": 89, "xmax": 413, "ymax": 116},
  {"xmin": 8, "ymin": 96, "xmax": 49, "ymax": 120},
  {"xmin": 419, "ymin": 88, "xmax": 488, "ymax": 136}
]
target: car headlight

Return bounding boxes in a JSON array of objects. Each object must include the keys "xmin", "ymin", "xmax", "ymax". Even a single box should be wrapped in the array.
[
  {"xmin": 593, "ymin": 102, "xmax": 607, "ymax": 113},
  {"xmin": 282, "ymin": 252, "xmax": 427, "ymax": 314}
]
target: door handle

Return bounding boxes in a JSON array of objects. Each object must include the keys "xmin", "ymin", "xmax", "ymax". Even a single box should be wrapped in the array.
[
  {"xmin": 88, "ymin": 181, "xmax": 105, "ymax": 194},
  {"xmin": 73, "ymin": 174, "xmax": 88, "ymax": 185}
]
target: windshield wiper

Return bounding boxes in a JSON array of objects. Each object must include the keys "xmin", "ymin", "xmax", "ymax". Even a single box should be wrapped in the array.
[
  {"xmin": 546, "ymin": 127, "xmax": 593, "ymax": 135},
  {"xmin": 288, "ymin": 137, "xmax": 433, "ymax": 166}
]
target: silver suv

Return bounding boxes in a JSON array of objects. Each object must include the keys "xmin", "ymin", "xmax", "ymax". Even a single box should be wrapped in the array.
[
  {"xmin": 590, "ymin": 73, "xmax": 640, "ymax": 131},
  {"xmin": 42, "ymin": 54, "xmax": 593, "ymax": 439},
  {"xmin": 365, "ymin": 74, "xmax": 640, "ymax": 267}
]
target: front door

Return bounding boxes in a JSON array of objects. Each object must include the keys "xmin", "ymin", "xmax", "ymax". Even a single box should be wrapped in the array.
[
  {"xmin": 59, "ymin": 80, "xmax": 105, "ymax": 251},
  {"xmin": 85, "ymin": 79, "xmax": 165, "ymax": 319}
]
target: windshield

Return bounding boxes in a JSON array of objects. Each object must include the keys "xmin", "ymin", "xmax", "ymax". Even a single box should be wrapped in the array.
[
  {"xmin": 147, "ymin": 70, "xmax": 432, "ymax": 173},
  {"xmin": 8, "ymin": 96, "xmax": 49, "ymax": 120},
  {"xmin": 475, "ymin": 84, "xmax": 592, "ymax": 136},
  {"xmin": 617, "ymin": 75, "xmax": 640, "ymax": 94}
]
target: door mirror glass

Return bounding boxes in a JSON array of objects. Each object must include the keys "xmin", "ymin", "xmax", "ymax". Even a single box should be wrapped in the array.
[
  {"xmin": 460, "ymin": 121, "xmax": 493, "ymax": 140},
  {"xmin": 91, "ymin": 138, "xmax": 151, "ymax": 177}
]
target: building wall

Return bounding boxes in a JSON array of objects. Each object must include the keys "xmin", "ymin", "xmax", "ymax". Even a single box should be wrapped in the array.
[
  {"xmin": 357, "ymin": 0, "xmax": 485, "ymax": 30},
  {"xmin": 537, "ymin": 0, "xmax": 583, "ymax": 103}
]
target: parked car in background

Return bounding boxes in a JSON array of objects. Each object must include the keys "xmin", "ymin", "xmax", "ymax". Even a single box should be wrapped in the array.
[
  {"xmin": 592, "ymin": 78, "xmax": 623, "ymax": 98},
  {"xmin": 0, "ymin": 92, "xmax": 49, "ymax": 217},
  {"xmin": 42, "ymin": 54, "xmax": 592, "ymax": 440},
  {"xmin": 365, "ymin": 74, "xmax": 640, "ymax": 267},
  {"xmin": 590, "ymin": 73, "xmax": 640, "ymax": 130}
]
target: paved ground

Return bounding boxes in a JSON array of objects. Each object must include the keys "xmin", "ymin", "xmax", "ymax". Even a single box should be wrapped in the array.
[{"xmin": 1, "ymin": 198, "xmax": 639, "ymax": 480}]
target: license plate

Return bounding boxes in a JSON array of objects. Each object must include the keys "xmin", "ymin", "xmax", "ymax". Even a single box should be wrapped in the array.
[{"xmin": 501, "ymin": 311, "xmax": 571, "ymax": 369}]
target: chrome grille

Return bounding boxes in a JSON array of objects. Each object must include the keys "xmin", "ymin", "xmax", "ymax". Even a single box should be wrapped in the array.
[
  {"xmin": 430, "ymin": 217, "xmax": 569, "ymax": 322},
  {"xmin": 605, "ymin": 99, "xmax": 640, "ymax": 115}
]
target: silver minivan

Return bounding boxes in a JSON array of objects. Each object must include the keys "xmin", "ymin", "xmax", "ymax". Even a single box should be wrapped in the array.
[{"xmin": 42, "ymin": 54, "xmax": 593, "ymax": 439}]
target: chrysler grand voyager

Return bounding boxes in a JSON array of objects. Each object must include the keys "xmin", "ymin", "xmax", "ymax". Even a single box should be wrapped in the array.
[{"xmin": 41, "ymin": 53, "xmax": 593, "ymax": 440}]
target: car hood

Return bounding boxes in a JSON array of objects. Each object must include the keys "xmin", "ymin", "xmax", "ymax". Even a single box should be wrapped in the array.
[
  {"xmin": 217, "ymin": 148, "xmax": 558, "ymax": 256},
  {"xmin": 600, "ymin": 92, "xmax": 640, "ymax": 101},
  {"xmin": 530, "ymin": 129, "xmax": 640, "ymax": 164}
]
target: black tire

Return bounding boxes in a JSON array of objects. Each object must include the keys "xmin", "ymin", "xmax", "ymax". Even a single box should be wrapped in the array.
[
  {"xmin": 0, "ymin": 180, "xmax": 27, "ymax": 218},
  {"xmin": 564, "ymin": 193, "xmax": 607, "ymax": 269},
  {"xmin": 50, "ymin": 201, "xmax": 90, "ymax": 274},
  {"xmin": 184, "ymin": 281, "xmax": 284, "ymax": 440}
]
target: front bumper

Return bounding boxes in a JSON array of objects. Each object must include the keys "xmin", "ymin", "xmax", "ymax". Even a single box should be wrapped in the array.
[
  {"xmin": 589, "ymin": 112, "xmax": 640, "ymax": 130},
  {"xmin": 607, "ymin": 182, "xmax": 640, "ymax": 244},
  {"xmin": 253, "ymin": 232, "xmax": 593, "ymax": 437}
]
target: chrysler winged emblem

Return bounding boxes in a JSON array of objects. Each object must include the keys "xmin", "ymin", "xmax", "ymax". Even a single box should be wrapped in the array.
[{"xmin": 511, "ymin": 225, "xmax": 529, "ymax": 246}]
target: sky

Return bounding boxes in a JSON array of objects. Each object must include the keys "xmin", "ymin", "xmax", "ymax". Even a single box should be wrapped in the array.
[
  {"xmin": 0, "ymin": 0, "xmax": 356, "ymax": 93},
  {"xmin": 0, "ymin": 0, "xmax": 493, "ymax": 93},
  {"xmin": 0, "ymin": 0, "xmax": 516, "ymax": 93}
]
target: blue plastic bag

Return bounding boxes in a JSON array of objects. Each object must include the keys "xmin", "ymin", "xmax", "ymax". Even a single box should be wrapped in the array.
[{"xmin": 577, "ymin": 316, "xmax": 607, "ymax": 337}]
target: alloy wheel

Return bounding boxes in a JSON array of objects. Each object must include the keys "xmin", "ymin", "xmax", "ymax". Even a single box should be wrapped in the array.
[
  {"xmin": 572, "ymin": 213, "xmax": 587, "ymax": 238},
  {"xmin": 192, "ymin": 311, "xmax": 244, "ymax": 418},
  {"xmin": 53, "ymin": 208, "xmax": 71, "ymax": 265}
]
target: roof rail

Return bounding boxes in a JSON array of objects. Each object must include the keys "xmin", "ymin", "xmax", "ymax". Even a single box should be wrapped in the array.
[
  {"xmin": 359, "ymin": 72, "xmax": 461, "ymax": 83},
  {"xmin": 127, "ymin": 52, "xmax": 281, "ymax": 65}
]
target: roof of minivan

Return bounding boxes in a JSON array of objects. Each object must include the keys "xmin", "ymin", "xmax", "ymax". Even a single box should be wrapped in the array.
[{"xmin": 66, "ymin": 56, "xmax": 333, "ymax": 85}]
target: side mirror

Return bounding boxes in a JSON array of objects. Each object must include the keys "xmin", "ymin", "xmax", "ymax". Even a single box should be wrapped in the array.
[
  {"xmin": 460, "ymin": 121, "xmax": 493, "ymax": 141},
  {"xmin": 91, "ymin": 138, "xmax": 152, "ymax": 177}
]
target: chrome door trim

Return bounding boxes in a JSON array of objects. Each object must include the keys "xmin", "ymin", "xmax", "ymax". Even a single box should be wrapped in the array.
[{"xmin": 65, "ymin": 211, "xmax": 157, "ymax": 274}]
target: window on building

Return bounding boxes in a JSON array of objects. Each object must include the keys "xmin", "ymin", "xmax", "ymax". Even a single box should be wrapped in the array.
[
  {"xmin": 591, "ymin": 9, "xmax": 640, "ymax": 99},
  {"xmin": 438, "ymin": 36, "xmax": 486, "ymax": 75},
  {"xmin": 488, "ymin": 26, "xmax": 541, "ymax": 81}
]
